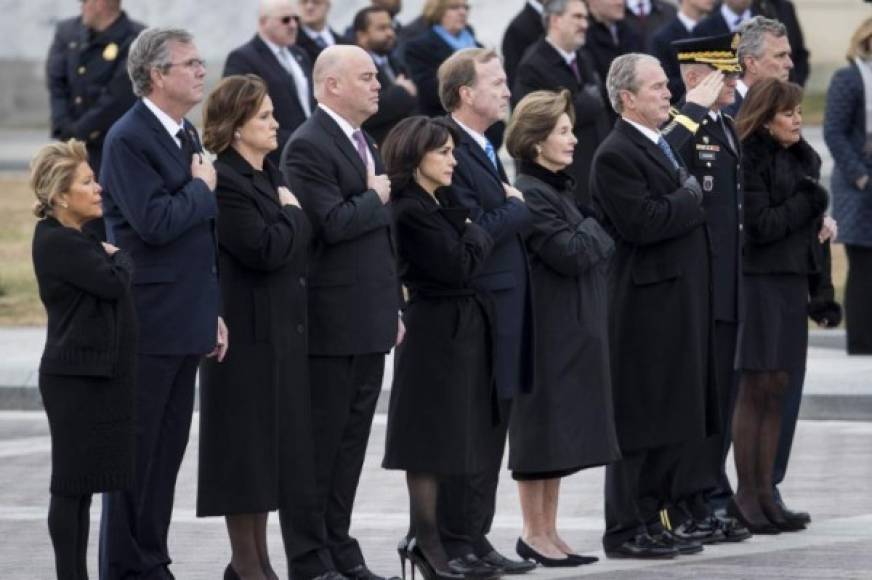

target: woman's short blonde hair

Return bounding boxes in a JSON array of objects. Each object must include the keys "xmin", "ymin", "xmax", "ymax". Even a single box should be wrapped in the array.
[
  {"xmin": 202, "ymin": 74, "xmax": 268, "ymax": 154},
  {"xmin": 29, "ymin": 139, "xmax": 88, "ymax": 219},
  {"xmin": 847, "ymin": 17, "xmax": 872, "ymax": 60},
  {"xmin": 505, "ymin": 90, "xmax": 575, "ymax": 162},
  {"xmin": 422, "ymin": 0, "xmax": 457, "ymax": 26}
]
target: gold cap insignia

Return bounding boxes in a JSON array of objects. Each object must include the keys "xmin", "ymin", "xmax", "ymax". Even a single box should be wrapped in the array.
[
  {"xmin": 731, "ymin": 33, "xmax": 740, "ymax": 50},
  {"xmin": 703, "ymin": 136, "xmax": 709, "ymax": 144},
  {"xmin": 103, "ymin": 42, "xmax": 119, "ymax": 61}
]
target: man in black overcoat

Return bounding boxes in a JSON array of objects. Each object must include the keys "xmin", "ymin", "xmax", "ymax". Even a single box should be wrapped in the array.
[
  {"xmin": 513, "ymin": 0, "xmax": 611, "ymax": 205},
  {"xmin": 623, "ymin": 0, "xmax": 677, "ymax": 52},
  {"xmin": 280, "ymin": 45, "xmax": 400, "ymax": 580},
  {"xmin": 435, "ymin": 48, "xmax": 537, "ymax": 575},
  {"xmin": 223, "ymin": 0, "xmax": 314, "ymax": 165},
  {"xmin": 353, "ymin": 6, "xmax": 419, "ymax": 144},
  {"xmin": 659, "ymin": 33, "xmax": 752, "ymax": 544},
  {"xmin": 591, "ymin": 52, "xmax": 717, "ymax": 559},
  {"xmin": 584, "ymin": 0, "xmax": 642, "ymax": 122},
  {"xmin": 692, "ymin": 0, "xmax": 809, "ymax": 87},
  {"xmin": 98, "ymin": 27, "xmax": 227, "ymax": 580},
  {"xmin": 650, "ymin": 0, "xmax": 717, "ymax": 103},
  {"xmin": 501, "ymin": 0, "xmax": 545, "ymax": 95}
]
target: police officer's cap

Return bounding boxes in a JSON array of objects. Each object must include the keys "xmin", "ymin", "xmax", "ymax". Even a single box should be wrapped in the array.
[{"xmin": 671, "ymin": 33, "xmax": 741, "ymax": 73}]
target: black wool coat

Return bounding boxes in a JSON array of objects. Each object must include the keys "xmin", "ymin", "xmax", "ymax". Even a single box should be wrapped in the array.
[
  {"xmin": 197, "ymin": 149, "xmax": 316, "ymax": 515},
  {"xmin": 383, "ymin": 183, "xmax": 497, "ymax": 474},
  {"xmin": 508, "ymin": 163, "xmax": 621, "ymax": 473},
  {"xmin": 513, "ymin": 41, "xmax": 611, "ymax": 205},
  {"xmin": 591, "ymin": 119, "xmax": 718, "ymax": 452},
  {"xmin": 501, "ymin": 3, "xmax": 545, "ymax": 93}
]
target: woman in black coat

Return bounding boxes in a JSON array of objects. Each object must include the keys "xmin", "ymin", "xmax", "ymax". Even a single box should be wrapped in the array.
[
  {"xmin": 504, "ymin": 90, "xmax": 619, "ymax": 566},
  {"xmin": 381, "ymin": 116, "xmax": 499, "ymax": 580},
  {"xmin": 198, "ymin": 75, "xmax": 316, "ymax": 580},
  {"xmin": 730, "ymin": 78, "xmax": 837, "ymax": 533},
  {"xmin": 30, "ymin": 139, "xmax": 136, "ymax": 579}
]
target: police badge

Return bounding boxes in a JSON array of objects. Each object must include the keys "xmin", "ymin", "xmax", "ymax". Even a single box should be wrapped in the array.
[
  {"xmin": 703, "ymin": 176, "xmax": 714, "ymax": 192},
  {"xmin": 103, "ymin": 42, "xmax": 119, "ymax": 61}
]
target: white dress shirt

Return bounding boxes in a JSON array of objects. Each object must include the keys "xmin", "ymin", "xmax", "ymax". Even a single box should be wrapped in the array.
[
  {"xmin": 260, "ymin": 35, "xmax": 311, "ymax": 117},
  {"xmin": 302, "ymin": 25, "xmax": 336, "ymax": 47},
  {"xmin": 318, "ymin": 103, "xmax": 373, "ymax": 168},
  {"xmin": 451, "ymin": 115, "xmax": 490, "ymax": 153},
  {"xmin": 677, "ymin": 10, "xmax": 699, "ymax": 33},
  {"xmin": 721, "ymin": 3, "xmax": 752, "ymax": 31},
  {"xmin": 143, "ymin": 97, "xmax": 185, "ymax": 147},
  {"xmin": 623, "ymin": 117, "xmax": 662, "ymax": 146}
]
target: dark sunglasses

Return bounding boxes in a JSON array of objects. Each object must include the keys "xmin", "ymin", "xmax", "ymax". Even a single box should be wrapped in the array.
[{"xmin": 280, "ymin": 15, "xmax": 298, "ymax": 24}]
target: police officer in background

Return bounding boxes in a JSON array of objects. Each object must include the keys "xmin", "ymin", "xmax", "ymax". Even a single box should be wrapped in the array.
[
  {"xmin": 47, "ymin": 0, "xmax": 144, "ymax": 178},
  {"xmin": 660, "ymin": 32, "xmax": 751, "ymax": 544}
]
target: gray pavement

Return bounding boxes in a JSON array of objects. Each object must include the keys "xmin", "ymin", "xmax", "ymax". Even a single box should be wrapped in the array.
[{"xmin": 1, "ymin": 412, "xmax": 871, "ymax": 579}]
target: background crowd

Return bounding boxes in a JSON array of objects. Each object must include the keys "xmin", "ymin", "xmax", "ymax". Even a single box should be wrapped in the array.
[{"xmin": 28, "ymin": 0, "xmax": 872, "ymax": 579}]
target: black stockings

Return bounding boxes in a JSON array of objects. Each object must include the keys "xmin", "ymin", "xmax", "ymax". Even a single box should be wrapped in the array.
[
  {"xmin": 406, "ymin": 472, "xmax": 450, "ymax": 572},
  {"xmin": 226, "ymin": 513, "xmax": 278, "ymax": 580},
  {"xmin": 48, "ymin": 493, "xmax": 91, "ymax": 580},
  {"xmin": 731, "ymin": 370, "xmax": 789, "ymax": 525}
]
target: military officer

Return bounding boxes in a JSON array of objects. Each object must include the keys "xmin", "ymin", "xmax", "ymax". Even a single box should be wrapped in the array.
[
  {"xmin": 660, "ymin": 32, "xmax": 751, "ymax": 545},
  {"xmin": 46, "ymin": 0, "xmax": 144, "ymax": 178}
]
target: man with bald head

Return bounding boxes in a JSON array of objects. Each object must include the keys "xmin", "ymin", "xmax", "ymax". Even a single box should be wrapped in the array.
[
  {"xmin": 280, "ymin": 45, "xmax": 401, "ymax": 580},
  {"xmin": 223, "ymin": 0, "xmax": 314, "ymax": 163}
]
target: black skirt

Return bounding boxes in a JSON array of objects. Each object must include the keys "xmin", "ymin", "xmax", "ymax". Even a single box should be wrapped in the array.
[
  {"xmin": 739, "ymin": 273, "xmax": 809, "ymax": 371},
  {"xmin": 39, "ymin": 370, "xmax": 135, "ymax": 496}
]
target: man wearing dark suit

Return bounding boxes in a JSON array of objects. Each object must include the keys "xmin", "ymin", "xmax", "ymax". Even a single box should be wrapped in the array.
[
  {"xmin": 352, "ymin": 6, "xmax": 418, "ymax": 144},
  {"xmin": 296, "ymin": 0, "xmax": 351, "ymax": 64},
  {"xmin": 623, "ymin": 0, "xmax": 677, "ymax": 52},
  {"xmin": 513, "ymin": 0, "xmax": 611, "ymax": 205},
  {"xmin": 435, "ymin": 47, "xmax": 537, "ymax": 575},
  {"xmin": 223, "ymin": 0, "xmax": 314, "ymax": 165},
  {"xmin": 592, "ymin": 52, "xmax": 716, "ymax": 559},
  {"xmin": 280, "ymin": 45, "xmax": 401, "ymax": 580},
  {"xmin": 651, "ymin": 0, "xmax": 717, "ymax": 103},
  {"xmin": 692, "ymin": 0, "xmax": 808, "ymax": 86},
  {"xmin": 585, "ymin": 0, "xmax": 642, "ymax": 122},
  {"xmin": 98, "ymin": 27, "xmax": 227, "ymax": 580},
  {"xmin": 659, "ymin": 33, "xmax": 752, "ymax": 544},
  {"xmin": 46, "ymin": 0, "xmax": 144, "ymax": 179},
  {"xmin": 501, "ymin": 1, "xmax": 545, "ymax": 95}
]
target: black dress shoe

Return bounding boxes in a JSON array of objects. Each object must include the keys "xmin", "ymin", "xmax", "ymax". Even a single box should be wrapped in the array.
[
  {"xmin": 652, "ymin": 530, "xmax": 703, "ymax": 555},
  {"xmin": 515, "ymin": 538, "xmax": 593, "ymax": 567},
  {"xmin": 777, "ymin": 500, "xmax": 812, "ymax": 525},
  {"xmin": 343, "ymin": 564, "xmax": 399, "ymax": 580},
  {"xmin": 605, "ymin": 533, "xmax": 677, "ymax": 559},
  {"xmin": 480, "ymin": 550, "xmax": 536, "ymax": 574},
  {"xmin": 711, "ymin": 514, "xmax": 752, "ymax": 543},
  {"xmin": 672, "ymin": 518, "xmax": 725, "ymax": 544},
  {"xmin": 564, "ymin": 553, "xmax": 598, "ymax": 565},
  {"xmin": 446, "ymin": 553, "xmax": 500, "ymax": 577},
  {"xmin": 224, "ymin": 564, "xmax": 240, "ymax": 580}
]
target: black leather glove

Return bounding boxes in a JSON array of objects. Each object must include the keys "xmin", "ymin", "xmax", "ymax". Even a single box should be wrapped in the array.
[
  {"xmin": 808, "ymin": 299, "xmax": 842, "ymax": 328},
  {"xmin": 796, "ymin": 176, "xmax": 829, "ymax": 214},
  {"xmin": 679, "ymin": 168, "xmax": 703, "ymax": 202}
]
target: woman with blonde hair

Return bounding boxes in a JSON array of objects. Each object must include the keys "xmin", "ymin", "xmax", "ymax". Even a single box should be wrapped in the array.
[
  {"xmin": 504, "ymin": 90, "xmax": 619, "ymax": 567},
  {"xmin": 824, "ymin": 16, "xmax": 872, "ymax": 354},
  {"xmin": 30, "ymin": 139, "xmax": 137, "ymax": 579}
]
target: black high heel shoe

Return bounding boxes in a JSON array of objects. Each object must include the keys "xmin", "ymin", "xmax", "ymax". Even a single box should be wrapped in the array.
[
  {"xmin": 761, "ymin": 500, "xmax": 806, "ymax": 532},
  {"xmin": 516, "ymin": 538, "xmax": 595, "ymax": 567},
  {"xmin": 224, "ymin": 564, "xmax": 241, "ymax": 580},
  {"xmin": 407, "ymin": 539, "xmax": 464, "ymax": 580},
  {"xmin": 398, "ymin": 537, "xmax": 411, "ymax": 580},
  {"xmin": 727, "ymin": 498, "xmax": 781, "ymax": 535}
]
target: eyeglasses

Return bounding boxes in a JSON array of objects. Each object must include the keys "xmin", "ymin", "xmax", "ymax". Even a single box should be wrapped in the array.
[
  {"xmin": 280, "ymin": 15, "xmax": 298, "ymax": 24},
  {"xmin": 163, "ymin": 58, "xmax": 207, "ymax": 71},
  {"xmin": 447, "ymin": 3, "xmax": 470, "ymax": 10}
]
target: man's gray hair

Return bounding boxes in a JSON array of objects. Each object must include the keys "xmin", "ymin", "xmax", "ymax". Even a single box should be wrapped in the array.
[
  {"xmin": 127, "ymin": 27, "xmax": 194, "ymax": 97},
  {"xmin": 606, "ymin": 53, "xmax": 658, "ymax": 114},
  {"xmin": 737, "ymin": 16, "xmax": 787, "ymax": 64},
  {"xmin": 542, "ymin": 0, "xmax": 581, "ymax": 29}
]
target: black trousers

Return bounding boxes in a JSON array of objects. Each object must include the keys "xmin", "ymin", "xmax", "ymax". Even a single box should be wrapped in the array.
[
  {"xmin": 99, "ymin": 354, "xmax": 199, "ymax": 580},
  {"xmin": 603, "ymin": 444, "xmax": 684, "ymax": 551},
  {"xmin": 308, "ymin": 354, "xmax": 385, "ymax": 572},
  {"xmin": 438, "ymin": 398, "xmax": 511, "ymax": 559},
  {"xmin": 670, "ymin": 321, "xmax": 739, "ymax": 520},
  {"xmin": 845, "ymin": 244, "xmax": 872, "ymax": 354}
]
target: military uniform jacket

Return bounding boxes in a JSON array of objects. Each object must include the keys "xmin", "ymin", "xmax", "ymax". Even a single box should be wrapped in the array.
[
  {"xmin": 46, "ymin": 12, "xmax": 144, "ymax": 168},
  {"xmin": 663, "ymin": 103, "xmax": 743, "ymax": 323}
]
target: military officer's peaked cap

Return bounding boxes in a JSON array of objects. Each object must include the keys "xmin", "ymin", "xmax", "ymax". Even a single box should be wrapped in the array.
[{"xmin": 671, "ymin": 33, "xmax": 742, "ymax": 73}]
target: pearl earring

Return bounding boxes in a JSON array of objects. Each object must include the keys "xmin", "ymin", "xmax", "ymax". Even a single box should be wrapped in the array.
[{"xmin": 234, "ymin": 131, "xmax": 241, "ymax": 140}]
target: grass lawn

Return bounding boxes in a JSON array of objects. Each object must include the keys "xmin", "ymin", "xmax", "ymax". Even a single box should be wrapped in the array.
[{"xmin": 0, "ymin": 174, "xmax": 849, "ymax": 327}]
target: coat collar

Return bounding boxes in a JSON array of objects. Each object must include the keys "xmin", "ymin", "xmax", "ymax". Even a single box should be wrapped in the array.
[
  {"xmin": 313, "ymin": 107, "xmax": 376, "ymax": 180},
  {"xmin": 615, "ymin": 118, "xmax": 681, "ymax": 182},
  {"xmin": 133, "ymin": 100, "xmax": 193, "ymax": 173},
  {"xmin": 399, "ymin": 182, "xmax": 472, "ymax": 232},
  {"xmin": 217, "ymin": 147, "xmax": 284, "ymax": 206},
  {"xmin": 518, "ymin": 159, "xmax": 574, "ymax": 193},
  {"xmin": 448, "ymin": 116, "xmax": 507, "ymax": 182}
]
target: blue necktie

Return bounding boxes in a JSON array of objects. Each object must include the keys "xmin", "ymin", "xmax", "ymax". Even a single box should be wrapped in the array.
[
  {"xmin": 484, "ymin": 139, "xmax": 498, "ymax": 169},
  {"xmin": 656, "ymin": 136, "xmax": 680, "ymax": 170}
]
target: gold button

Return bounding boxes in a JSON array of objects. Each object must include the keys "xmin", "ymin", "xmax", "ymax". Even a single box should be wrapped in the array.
[
  {"xmin": 74, "ymin": 96, "xmax": 82, "ymax": 105},
  {"xmin": 77, "ymin": 66, "xmax": 86, "ymax": 75}
]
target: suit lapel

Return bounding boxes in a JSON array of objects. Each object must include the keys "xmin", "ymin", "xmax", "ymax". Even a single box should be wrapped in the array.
[
  {"xmin": 316, "ymin": 109, "xmax": 368, "ymax": 181},
  {"xmin": 540, "ymin": 41, "xmax": 581, "ymax": 88},
  {"xmin": 618, "ymin": 119, "xmax": 681, "ymax": 183},
  {"xmin": 450, "ymin": 118, "xmax": 503, "ymax": 182},
  {"xmin": 135, "ymin": 101, "xmax": 188, "ymax": 172}
]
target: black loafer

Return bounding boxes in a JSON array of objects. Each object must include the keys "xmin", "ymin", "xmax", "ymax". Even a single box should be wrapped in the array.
[
  {"xmin": 342, "ymin": 564, "xmax": 399, "ymax": 580},
  {"xmin": 480, "ymin": 550, "xmax": 536, "ymax": 574},
  {"xmin": 605, "ymin": 533, "xmax": 677, "ymax": 559},
  {"xmin": 653, "ymin": 530, "xmax": 703, "ymax": 555},
  {"xmin": 712, "ymin": 515, "xmax": 752, "ymax": 543},
  {"xmin": 672, "ymin": 518, "xmax": 725, "ymax": 544},
  {"xmin": 447, "ymin": 553, "xmax": 500, "ymax": 577}
]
